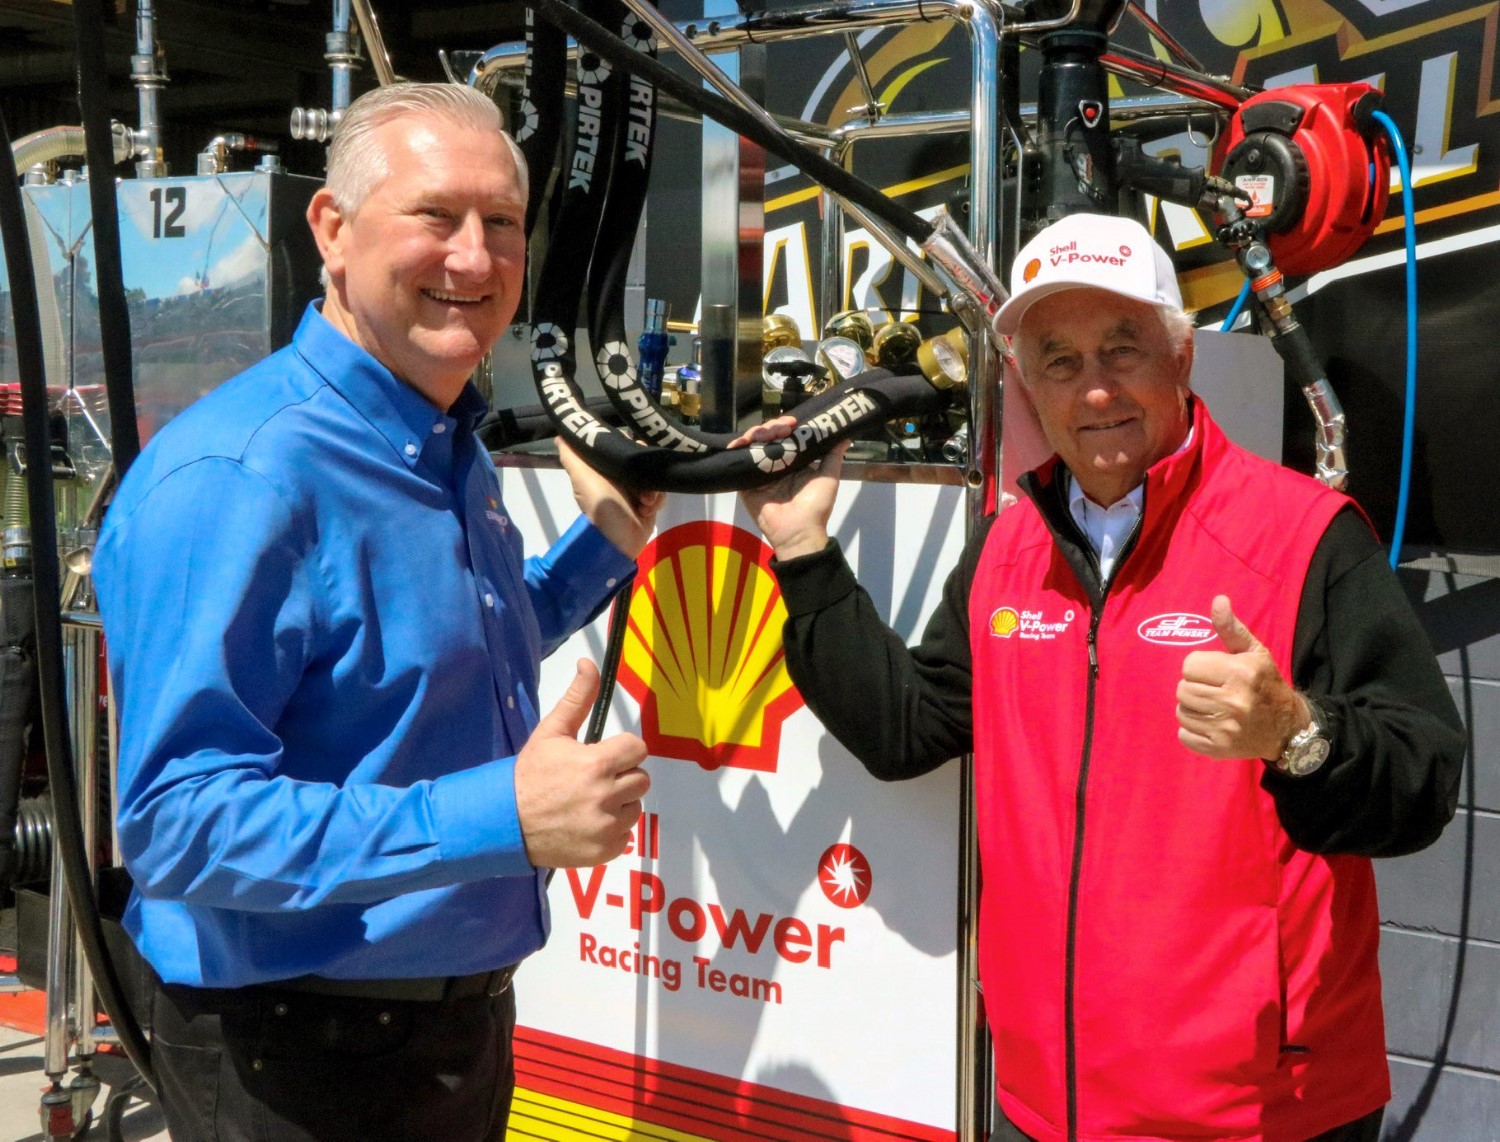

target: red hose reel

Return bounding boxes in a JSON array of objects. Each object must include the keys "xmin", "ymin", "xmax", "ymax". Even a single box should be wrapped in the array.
[{"xmin": 1214, "ymin": 83, "xmax": 1391, "ymax": 276}]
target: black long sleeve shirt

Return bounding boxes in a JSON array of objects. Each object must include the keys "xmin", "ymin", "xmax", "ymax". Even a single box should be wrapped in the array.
[{"xmin": 773, "ymin": 505, "xmax": 1464, "ymax": 858}]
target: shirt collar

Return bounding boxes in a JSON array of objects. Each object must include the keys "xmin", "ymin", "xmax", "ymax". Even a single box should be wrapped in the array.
[{"xmin": 291, "ymin": 302, "xmax": 487, "ymax": 468}]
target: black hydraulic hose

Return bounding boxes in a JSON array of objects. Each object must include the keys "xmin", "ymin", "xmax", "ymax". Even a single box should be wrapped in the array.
[
  {"xmin": 530, "ymin": 0, "xmax": 631, "ymax": 385},
  {"xmin": 72, "ymin": 0, "xmax": 139, "ymax": 474},
  {"xmin": 538, "ymin": 359, "xmax": 945, "ymax": 492},
  {"xmin": 0, "ymin": 578, "xmax": 37, "ymax": 892},
  {"xmin": 532, "ymin": 0, "xmax": 934, "ymax": 245},
  {"xmin": 0, "ymin": 107, "xmax": 155, "ymax": 1090},
  {"xmin": 519, "ymin": 4, "xmax": 567, "ymax": 237},
  {"xmin": 585, "ymin": 571, "xmax": 635, "ymax": 744},
  {"xmin": 582, "ymin": 2, "xmax": 732, "ymax": 453}
]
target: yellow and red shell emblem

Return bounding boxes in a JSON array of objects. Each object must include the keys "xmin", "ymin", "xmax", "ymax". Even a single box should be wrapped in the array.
[
  {"xmin": 617, "ymin": 522, "xmax": 804, "ymax": 772},
  {"xmin": 989, "ymin": 606, "xmax": 1020, "ymax": 638},
  {"xmin": 1022, "ymin": 258, "xmax": 1042, "ymax": 283}
]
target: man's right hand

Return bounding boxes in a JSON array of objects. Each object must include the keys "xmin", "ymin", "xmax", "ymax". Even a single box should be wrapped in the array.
[
  {"xmin": 515, "ymin": 659, "xmax": 650, "ymax": 868},
  {"xmin": 731, "ymin": 417, "xmax": 847, "ymax": 561}
]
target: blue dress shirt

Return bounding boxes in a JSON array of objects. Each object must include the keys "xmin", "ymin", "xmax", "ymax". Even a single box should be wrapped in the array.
[{"xmin": 94, "ymin": 304, "xmax": 635, "ymax": 988}]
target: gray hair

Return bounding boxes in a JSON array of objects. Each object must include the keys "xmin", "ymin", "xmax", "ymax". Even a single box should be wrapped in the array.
[
  {"xmin": 326, "ymin": 82, "xmax": 530, "ymax": 216},
  {"xmin": 1008, "ymin": 301, "xmax": 1197, "ymax": 364}
]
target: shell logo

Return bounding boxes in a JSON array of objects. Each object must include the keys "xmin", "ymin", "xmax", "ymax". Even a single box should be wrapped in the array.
[
  {"xmin": 1022, "ymin": 258, "xmax": 1042, "ymax": 283},
  {"xmin": 617, "ymin": 522, "xmax": 804, "ymax": 772},
  {"xmin": 989, "ymin": 607, "xmax": 1020, "ymax": 638}
]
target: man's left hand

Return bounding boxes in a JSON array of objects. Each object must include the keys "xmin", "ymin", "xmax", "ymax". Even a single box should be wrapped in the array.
[
  {"xmin": 1176, "ymin": 595, "xmax": 1309, "ymax": 761},
  {"xmin": 557, "ymin": 439, "xmax": 665, "ymax": 559}
]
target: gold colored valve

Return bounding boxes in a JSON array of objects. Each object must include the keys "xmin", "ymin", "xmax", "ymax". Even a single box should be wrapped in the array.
[
  {"xmin": 762, "ymin": 313, "xmax": 802, "ymax": 354},
  {"xmin": 824, "ymin": 309, "xmax": 875, "ymax": 351},
  {"xmin": 873, "ymin": 321, "xmax": 922, "ymax": 371}
]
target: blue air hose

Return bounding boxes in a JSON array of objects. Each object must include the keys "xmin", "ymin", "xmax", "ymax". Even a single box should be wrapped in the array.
[
  {"xmin": 1372, "ymin": 110, "xmax": 1417, "ymax": 568},
  {"xmin": 1220, "ymin": 279, "xmax": 1251, "ymax": 332}
]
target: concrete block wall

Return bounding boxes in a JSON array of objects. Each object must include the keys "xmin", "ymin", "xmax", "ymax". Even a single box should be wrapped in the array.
[{"xmin": 1379, "ymin": 563, "xmax": 1500, "ymax": 1140}]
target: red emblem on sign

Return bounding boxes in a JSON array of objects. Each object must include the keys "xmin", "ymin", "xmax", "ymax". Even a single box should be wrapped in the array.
[{"xmin": 818, "ymin": 844, "xmax": 872, "ymax": 909}]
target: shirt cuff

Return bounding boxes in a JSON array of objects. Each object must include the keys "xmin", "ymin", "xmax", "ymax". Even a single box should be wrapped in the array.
[
  {"xmin": 429, "ymin": 758, "xmax": 535, "ymax": 878},
  {"xmin": 549, "ymin": 514, "xmax": 637, "ymax": 596},
  {"xmin": 771, "ymin": 538, "xmax": 860, "ymax": 618}
]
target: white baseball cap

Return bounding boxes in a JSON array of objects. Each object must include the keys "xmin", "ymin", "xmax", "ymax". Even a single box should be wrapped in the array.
[{"xmin": 992, "ymin": 214, "xmax": 1182, "ymax": 336}]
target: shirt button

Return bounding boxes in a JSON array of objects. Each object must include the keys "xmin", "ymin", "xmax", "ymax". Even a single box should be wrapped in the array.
[
  {"xmin": 605, "ymin": 577, "xmax": 618, "ymax": 589},
  {"xmin": 404, "ymin": 442, "xmax": 418, "ymax": 457},
  {"xmin": 431, "ymin": 423, "xmax": 447, "ymax": 435},
  {"xmin": 506, "ymin": 695, "xmax": 516, "ymax": 709},
  {"xmin": 484, "ymin": 593, "xmax": 495, "ymax": 609}
]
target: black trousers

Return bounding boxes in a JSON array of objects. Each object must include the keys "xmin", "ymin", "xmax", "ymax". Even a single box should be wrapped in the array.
[
  {"xmin": 991, "ymin": 1105, "xmax": 1384, "ymax": 1142},
  {"xmin": 150, "ymin": 978, "xmax": 516, "ymax": 1142}
]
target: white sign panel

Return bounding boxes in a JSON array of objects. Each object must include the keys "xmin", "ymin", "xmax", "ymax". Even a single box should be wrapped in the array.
[{"xmin": 500, "ymin": 466, "xmax": 967, "ymax": 1140}]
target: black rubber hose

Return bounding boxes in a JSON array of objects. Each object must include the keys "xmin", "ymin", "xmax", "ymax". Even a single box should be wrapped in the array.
[
  {"xmin": 0, "ymin": 105, "xmax": 155, "ymax": 1090},
  {"xmin": 581, "ymin": 1, "xmax": 731, "ymax": 453},
  {"xmin": 532, "ymin": 0, "xmax": 935, "ymax": 245},
  {"xmin": 0, "ymin": 577, "xmax": 37, "ymax": 892},
  {"xmin": 72, "ymin": 0, "xmax": 139, "ymax": 475},
  {"xmin": 585, "ymin": 571, "xmax": 635, "ymax": 745},
  {"xmin": 536, "ymin": 360, "xmax": 945, "ymax": 492},
  {"xmin": 519, "ymin": 5, "xmax": 567, "ymax": 237}
]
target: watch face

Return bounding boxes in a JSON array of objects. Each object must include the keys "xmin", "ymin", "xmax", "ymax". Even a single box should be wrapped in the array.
[{"xmin": 1285, "ymin": 735, "xmax": 1330, "ymax": 776}]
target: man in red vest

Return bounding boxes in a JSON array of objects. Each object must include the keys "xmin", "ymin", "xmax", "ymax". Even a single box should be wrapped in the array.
[{"xmin": 740, "ymin": 212, "xmax": 1463, "ymax": 1142}]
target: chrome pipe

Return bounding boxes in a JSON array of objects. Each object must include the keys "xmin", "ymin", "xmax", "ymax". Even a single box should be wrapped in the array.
[
  {"xmin": 350, "ymin": 0, "xmax": 397, "ymax": 86},
  {"xmin": 42, "ymin": 808, "xmax": 71, "ymax": 1081},
  {"xmin": 998, "ymin": 0, "xmax": 1086, "ymax": 36},
  {"xmin": 66, "ymin": 626, "xmax": 100, "ymax": 1061},
  {"xmin": 130, "ymin": 0, "xmax": 168, "ymax": 178},
  {"xmin": 842, "ymin": 31, "xmax": 882, "ymax": 118},
  {"xmin": 820, "ymin": 145, "xmax": 849, "ymax": 331},
  {"xmin": 472, "ymin": 0, "xmax": 971, "ymax": 91},
  {"xmin": 331, "ymin": 0, "xmax": 356, "ymax": 113},
  {"xmin": 960, "ymin": 5, "xmax": 1002, "ymax": 1137},
  {"xmin": 1123, "ymin": 0, "xmax": 1204, "ymax": 73},
  {"xmin": 833, "ymin": 108, "xmax": 970, "ymax": 144},
  {"xmin": 1099, "ymin": 46, "xmax": 1250, "ymax": 110},
  {"xmin": 621, "ymin": 0, "xmax": 949, "ymax": 302}
]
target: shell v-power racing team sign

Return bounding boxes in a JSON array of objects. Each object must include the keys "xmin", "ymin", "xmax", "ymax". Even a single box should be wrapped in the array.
[{"xmin": 499, "ymin": 471, "xmax": 966, "ymax": 1141}]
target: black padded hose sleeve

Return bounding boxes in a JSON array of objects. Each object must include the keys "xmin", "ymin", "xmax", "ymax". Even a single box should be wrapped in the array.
[
  {"xmin": 532, "ymin": 0, "xmax": 935, "ymax": 245},
  {"xmin": 538, "ymin": 363, "xmax": 945, "ymax": 492},
  {"xmin": 519, "ymin": 5, "xmax": 567, "ymax": 236}
]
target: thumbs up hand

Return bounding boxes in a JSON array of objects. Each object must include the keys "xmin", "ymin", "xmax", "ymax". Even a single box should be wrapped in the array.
[
  {"xmin": 1176, "ymin": 596, "xmax": 1310, "ymax": 761},
  {"xmin": 515, "ymin": 659, "xmax": 651, "ymax": 868}
]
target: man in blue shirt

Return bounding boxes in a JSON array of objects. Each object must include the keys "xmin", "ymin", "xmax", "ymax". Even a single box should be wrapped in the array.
[{"xmin": 94, "ymin": 83, "xmax": 659, "ymax": 1142}]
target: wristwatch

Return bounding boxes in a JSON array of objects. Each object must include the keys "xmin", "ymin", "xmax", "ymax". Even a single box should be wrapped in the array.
[{"xmin": 1274, "ymin": 703, "xmax": 1330, "ymax": 777}]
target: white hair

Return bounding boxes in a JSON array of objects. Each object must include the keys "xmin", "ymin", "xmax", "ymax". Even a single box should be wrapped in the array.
[
  {"xmin": 1008, "ymin": 300, "xmax": 1197, "ymax": 364},
  {"xmin": 326, "ymin": 82, "xmax": 530, "ymax": 216}
]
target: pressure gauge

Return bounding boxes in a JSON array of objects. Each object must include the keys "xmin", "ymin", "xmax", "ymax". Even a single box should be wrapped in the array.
[
  {"xmin": 917, "ymin": 329, "xmax": 969, "ymax": 389},
  {"xmin": 762, "ymin": 345, "xmax": 812, "ymax": 391},
  {"xmin": 816, "ymin": 336, "xmax": 867, "ymax": 387}
]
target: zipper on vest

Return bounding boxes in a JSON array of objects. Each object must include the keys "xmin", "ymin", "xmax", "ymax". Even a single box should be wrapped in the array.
[{"xmin": 1065, "ymin": 605, "xmax": 1103, "ymax": 1142}]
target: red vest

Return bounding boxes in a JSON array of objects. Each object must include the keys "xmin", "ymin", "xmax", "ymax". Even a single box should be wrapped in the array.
[{"xmin": 968, "ymin": 405, "xmax": 1388, "ymax": 1141}]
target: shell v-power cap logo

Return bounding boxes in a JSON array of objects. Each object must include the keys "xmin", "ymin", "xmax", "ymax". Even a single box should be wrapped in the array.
[{"xmin": 617, "ymin": 522, "xmax": 805, "ymax": 772}]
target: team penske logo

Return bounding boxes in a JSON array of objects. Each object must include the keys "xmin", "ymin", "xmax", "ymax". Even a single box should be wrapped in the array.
[
  {"xmin": 1137, "ymin": 612, "xmax": 1216, "ymax": 645},
  {"xmin": 989, "ymin": 605, "xmax": 1074, "ymax": 640}
]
